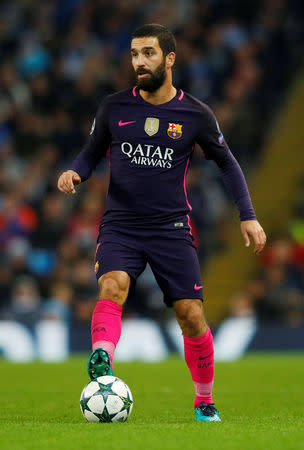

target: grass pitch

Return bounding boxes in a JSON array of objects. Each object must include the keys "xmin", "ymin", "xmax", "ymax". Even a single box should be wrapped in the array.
[{"xmin": 0, "ymin": 354, "xmax": 303, "ymax": 450}]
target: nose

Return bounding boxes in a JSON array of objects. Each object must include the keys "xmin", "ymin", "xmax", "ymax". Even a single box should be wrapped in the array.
[{"xmin": 136, "ymin": 53, "xmax": 146, "ymax": 67}]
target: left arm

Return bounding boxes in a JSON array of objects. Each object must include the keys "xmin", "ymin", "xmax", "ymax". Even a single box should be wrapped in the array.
[{"xmin": 196, "ymin": 104, "xmax": 266, "ymax": 254}]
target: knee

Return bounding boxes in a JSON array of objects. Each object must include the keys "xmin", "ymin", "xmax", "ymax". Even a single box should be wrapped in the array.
[
  {"xmin": 174, "ymin": 300, "xmax": 207, "ymax": 337},
  {"xmin": 178, "ymin": 305, "xmax": 201, "ymax": 333},
  {"xmin": 98, "ymin": 272, "xmax": 130, "ymax": 304},
  {"xmin": 100, "ymin": 277, "xmax": 120, "ymax": 301}
]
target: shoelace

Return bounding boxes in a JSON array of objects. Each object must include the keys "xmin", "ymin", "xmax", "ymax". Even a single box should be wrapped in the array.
[{"xmin": 198, "ymin": 402, "xmax": 217, "ymax": 416}]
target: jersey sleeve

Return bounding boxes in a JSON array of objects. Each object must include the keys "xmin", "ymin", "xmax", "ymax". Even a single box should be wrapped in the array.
[
  {"xmin": 196, "ymin": 104, "xmax": 256, "ymax": 221},
  {"xmin": 70, "ymin": 99, "xmax": 111, "ymax": 182}
]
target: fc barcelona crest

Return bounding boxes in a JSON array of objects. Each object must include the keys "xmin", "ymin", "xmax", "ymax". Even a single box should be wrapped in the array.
[
  {"xmin": 168, "ymin": 123, "xmax": 182, "ymax": 139},
  {"xmin": 144, "ymin": 117, "xmax": 159, "ymax": 136}
]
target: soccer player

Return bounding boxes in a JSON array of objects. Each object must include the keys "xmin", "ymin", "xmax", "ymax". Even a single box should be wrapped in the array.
[{"xmin": 58, "ymin": 24, "xmax": 266, "ymax": 422}]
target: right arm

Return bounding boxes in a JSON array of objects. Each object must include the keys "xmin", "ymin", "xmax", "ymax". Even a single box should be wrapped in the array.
[{"xmin": 57, "ymin": 100, "xmax": 111, "ymax": 194}]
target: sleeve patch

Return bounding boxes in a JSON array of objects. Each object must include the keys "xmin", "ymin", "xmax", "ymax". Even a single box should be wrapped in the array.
[{"xmin": 215, "ymin": 119, "xmax": 224, "ymax": 144}]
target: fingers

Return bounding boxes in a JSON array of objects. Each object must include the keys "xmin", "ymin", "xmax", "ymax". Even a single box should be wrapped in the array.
[
  {"xmin": 241, "ymin": 221, "xmax": 267, "ymax": 255},
  {"xmin": 58, "ymin": 173, "xmax": 74, "ymax": 194},
  {"xmin": 72, "ymin": 173, "xmax": 81, "ymax": 185},
  {"xmin": 242, "ymin": 230, "xmax": 250, "ymax": 248},
  {"xmin": 252, "ymin": 229, "xmax": 267, "ymax": 254},
  {"xmin": 57, "ymin": 171, "xmax": 76, "ymax": 194}
]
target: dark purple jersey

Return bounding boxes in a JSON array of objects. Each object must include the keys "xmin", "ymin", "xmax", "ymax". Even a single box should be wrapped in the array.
[{"xmin": 71, "ymin": 87, "xmax": 256, "ymax": 229}]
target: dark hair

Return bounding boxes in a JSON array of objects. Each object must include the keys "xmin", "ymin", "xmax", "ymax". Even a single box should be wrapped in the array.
[{"xmin": 132, "ymin": 24, "xmax": 176, "ymax": 56}]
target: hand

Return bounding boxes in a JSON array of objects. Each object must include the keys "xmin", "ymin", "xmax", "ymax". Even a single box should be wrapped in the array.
[
  {"xmin": 240, "ymin": 220, "xmax": 266, "ymax": 254},
  {"xmin": 57, "ymin": 170, "xmax": 81, "ymax": 194}
]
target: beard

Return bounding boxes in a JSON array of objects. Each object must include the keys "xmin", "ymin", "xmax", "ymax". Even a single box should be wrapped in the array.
[{"xmin": 136, "ymin": 59, "xmax": 166, "ymax": 93}]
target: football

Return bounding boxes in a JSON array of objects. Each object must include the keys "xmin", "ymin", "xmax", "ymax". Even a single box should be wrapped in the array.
[{"xmin": 80, "ymin": 375, "xmax": 133, "ymax": 423}]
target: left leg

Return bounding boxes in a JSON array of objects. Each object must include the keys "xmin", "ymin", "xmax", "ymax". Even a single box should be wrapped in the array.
[
  {"xmin": 174, "ymin": 299, "xmax": 220, "ymax": 421},
  {"xmin": 146, "ymin": 232, "xmax": 220, "ymax": 421},
  {"xmin": 174, "ymin": 299, "xmax": 214, "ymax": 406},
  {"xmin": 173, "ymin": 298, "xmax": 207, "ymax": 337}
]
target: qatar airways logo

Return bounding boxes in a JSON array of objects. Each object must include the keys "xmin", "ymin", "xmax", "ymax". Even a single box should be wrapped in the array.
[{"xmin": 121, "ymin": 142, "xmax": 174, "ymax": 168}]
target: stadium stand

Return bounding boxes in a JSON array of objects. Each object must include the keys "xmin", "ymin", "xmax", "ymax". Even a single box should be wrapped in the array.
[{"xmin": 0, "ymin": 0, "xmax": 303, "ymax": 327}]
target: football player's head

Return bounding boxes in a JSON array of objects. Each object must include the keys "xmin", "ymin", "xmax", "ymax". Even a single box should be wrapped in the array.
[{"xmin": 131, "ymin": 24, "xmax": 176, "ymax": 92}]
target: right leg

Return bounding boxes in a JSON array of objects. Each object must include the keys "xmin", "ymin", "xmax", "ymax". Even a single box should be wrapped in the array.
[
  {"xmin": 88, "ymin": 270, "xmax": 130, "ymax": 379},
  {"xmin": 92, "ymin": 270, "xmax": 130, "ymax": 353},
  {"xmin": 98, "ymin": 270, "xmax": 131, "ymax": 307},
  {"xmin": 88, "ymin": 231, "xmax": 146, "ymax": 379}
]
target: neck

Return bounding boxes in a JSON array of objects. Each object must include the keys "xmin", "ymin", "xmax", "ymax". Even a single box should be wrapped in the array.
[{"xmin": 139, "ymin": 74, "xmax": 176, "ymax": 105}]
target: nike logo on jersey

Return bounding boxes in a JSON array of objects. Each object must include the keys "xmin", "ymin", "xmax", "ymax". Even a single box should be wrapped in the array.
[
  {"xmin": 194, "ymin": 284, "xmax": 203, "ymax": 290},
  {"xmin": 119, "ymin": 120, "xmax": 136, "ymax": 126}
]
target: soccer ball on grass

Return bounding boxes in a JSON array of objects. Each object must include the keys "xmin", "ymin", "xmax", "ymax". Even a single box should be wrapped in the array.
[{"xmin": 80, "ymin": 375, "xmax": 133, "ymax": 423}]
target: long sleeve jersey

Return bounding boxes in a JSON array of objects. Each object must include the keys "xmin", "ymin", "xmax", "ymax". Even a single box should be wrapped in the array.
[{"xmin": 71, "ymin": 87, "xmax": 256, "ymax": 230}]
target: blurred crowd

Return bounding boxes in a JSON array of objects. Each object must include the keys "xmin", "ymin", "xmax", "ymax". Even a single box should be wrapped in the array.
[
  {"xmin": 229, "ymin": 185, "xmax": 304, "ymax": 325},
  {"xmin": 0, "ymin": 0, "xmax": 303, "ymax": 326}
]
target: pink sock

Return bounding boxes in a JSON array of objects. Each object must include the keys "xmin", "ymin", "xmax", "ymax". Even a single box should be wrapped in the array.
[
  {"xmin": 183, "ymin": 327, "xmax": 214, "ymax": 407},
  {"xmin": 91, "ymin": 299, "xmax": 122, "ymax": 365}
]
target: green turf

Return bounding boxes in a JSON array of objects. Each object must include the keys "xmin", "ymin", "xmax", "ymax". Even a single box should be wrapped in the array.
[{"xmin": 0, "ymin": 354, "xmax": 303, "ymax": 450}]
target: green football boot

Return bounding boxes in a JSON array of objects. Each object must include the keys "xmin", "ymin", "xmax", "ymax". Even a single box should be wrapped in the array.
[
  {"xmin": 195, "ymin": 402, "xmax": 221, "ymax": 422},
  {"xmin": 87, "ymin": 348, "xmax": 113, "ymax": 380}
]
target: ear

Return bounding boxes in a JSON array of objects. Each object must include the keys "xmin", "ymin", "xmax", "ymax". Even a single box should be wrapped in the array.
[{"xmin": 166, "ymin": 52, "xmax": 176, "ymax": 68}]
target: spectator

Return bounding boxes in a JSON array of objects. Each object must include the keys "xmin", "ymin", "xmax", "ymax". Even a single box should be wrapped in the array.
[
  {"xmin": 42, "ymin": 281, "xmax": 73, "ymax": 323},
  {"xmin": 3, "ymin": 275, "xmax": 41, "ymax": 327}
]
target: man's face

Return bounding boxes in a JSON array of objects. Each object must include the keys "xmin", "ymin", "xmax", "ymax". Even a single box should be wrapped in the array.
[{"xmin": 131, "ymin": 36, "xmax": 167, "ymax": 92}]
